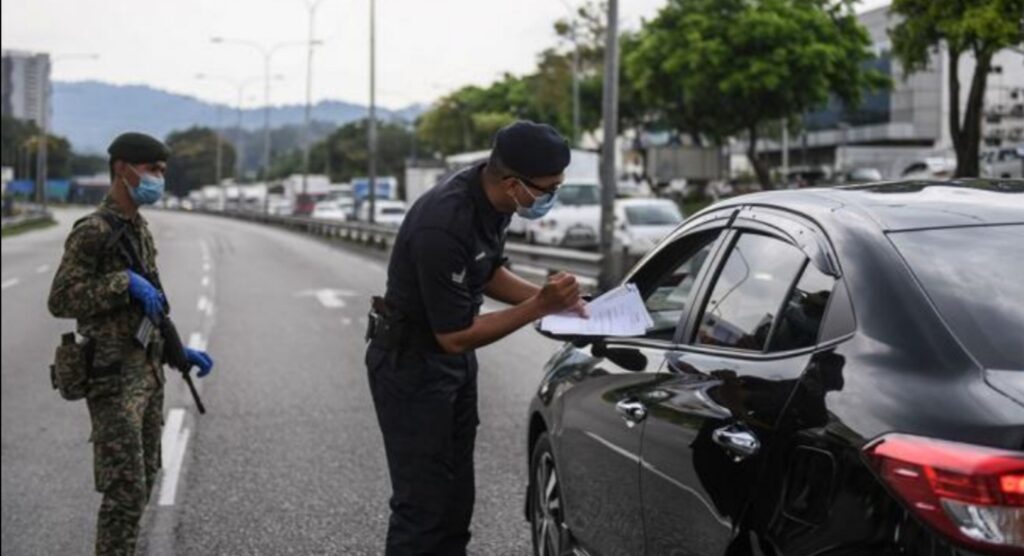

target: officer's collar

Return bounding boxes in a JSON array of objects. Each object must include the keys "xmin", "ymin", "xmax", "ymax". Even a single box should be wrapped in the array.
[
  {"xmin": 100, "ymin": 194, "xmax": 145, "ymax": 226},
  {"xmin": 467, "ymin": 162, "xmax": 507, "ymax": 224}
]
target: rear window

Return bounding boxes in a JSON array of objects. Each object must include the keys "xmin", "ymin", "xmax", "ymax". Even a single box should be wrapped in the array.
[
  {"xmin": 557, "ymin": 184, "xmax": 600, "ymax": 206},
  {"xmin": 890, "ymin": 224, "xmax": 1024, "ymax": 370},
  {"xmin": 626, "ymin": 204, "xmax": 683, "ymax": 226}
]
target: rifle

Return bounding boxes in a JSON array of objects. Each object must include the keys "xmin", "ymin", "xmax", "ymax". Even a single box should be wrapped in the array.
[{"xmin": 102, "ymin": 213, "xmax": 207, "ymax": 414}]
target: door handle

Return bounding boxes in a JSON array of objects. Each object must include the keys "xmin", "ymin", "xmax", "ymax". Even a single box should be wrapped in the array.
[
  {"xmin": 615, "ymin": 399, "xmax": 647, "ymax": 427},
  {"xmin": 712, "ymin": 424, "xmax": 760, "ymax": 462}
]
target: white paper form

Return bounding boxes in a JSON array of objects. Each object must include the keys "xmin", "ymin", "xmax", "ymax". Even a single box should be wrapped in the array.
[{"xmin": 539, "ymin": 283, "xmax": 654, "ymax": 336}]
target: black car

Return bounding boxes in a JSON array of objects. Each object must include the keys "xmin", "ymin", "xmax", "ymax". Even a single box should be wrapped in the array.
[{"xmin": 525, "ymin": 180, "xmax": 1024, "ymax": 556}]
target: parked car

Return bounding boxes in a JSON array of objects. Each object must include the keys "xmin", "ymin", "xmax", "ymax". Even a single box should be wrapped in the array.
[
  {"xmin": 311, "ymin": 199, "xmax": 353, "ymax": 221},
  {"xmin": 356, "ymin": 199, "xmax": 407, "ymax": 227},
  {"xmin": 983, "ymin": 145, "xmax": 1024, "ymax": 179},
  {"xmin": 900, "ymin": 157, "xmax": 956, "ymax": 179},
  {"xmin": 614, "ymin": 198, "xmax": 684, "ymax": 256},
  {"xmin": 526, "ymin": 179, "xmax": 1024, "ymax": 556},
  {"xmin": 839, "ymin": 167, "xmax": 884, "ymax": 184},
  {"xmin": 528, "ymin": 181, "xmax": 601, "ymax": 249}
]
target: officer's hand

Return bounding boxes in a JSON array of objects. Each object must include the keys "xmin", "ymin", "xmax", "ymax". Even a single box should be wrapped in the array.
[
  {"xmin": 126, "ymin": 270, "xmax": 164, "ymax": 321},
  {"xmin": 535, "ymin": 272, "xmax": 582, "ymax": 316},
  {"xmin": 185, "ymin": 348, "xmax": 214, "ymax": 378}
]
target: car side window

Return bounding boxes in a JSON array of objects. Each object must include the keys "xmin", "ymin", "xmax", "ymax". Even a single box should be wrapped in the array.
[
  {"xmin": 695, "ymin": 233, "xmax": 806, "ymax": 351},
  {"xmin": 766, "ymin": 261, "xmax": 836, "ymax": 352},
  {"xmin": 634, "ymin": 229, "xmax": 722, "ymax": 341}
]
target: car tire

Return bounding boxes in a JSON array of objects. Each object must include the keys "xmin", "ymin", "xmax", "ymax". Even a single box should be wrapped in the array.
[{"xmin": 530, "ymin": 433, "xmax": 571, "ymax": 556}]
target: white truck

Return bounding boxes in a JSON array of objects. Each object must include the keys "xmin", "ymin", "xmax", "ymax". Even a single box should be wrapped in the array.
[{"xmin": 201, "ymin": 185, "xmax": 225, "ymax": 212}]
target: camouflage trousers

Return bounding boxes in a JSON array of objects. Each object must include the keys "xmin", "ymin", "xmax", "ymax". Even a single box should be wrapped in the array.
[{"xmin": 86, "ymin": 363, "xmax": 164, "ymax": 556}]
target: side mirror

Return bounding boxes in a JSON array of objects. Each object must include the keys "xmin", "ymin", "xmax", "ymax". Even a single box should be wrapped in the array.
[
  {"xmin": 593, "ymin": 342, "xmax": 648, "ymax": 372},
  {"xmin": 534, "ymin": 320, "xmax": 601, "ymax": 347}
]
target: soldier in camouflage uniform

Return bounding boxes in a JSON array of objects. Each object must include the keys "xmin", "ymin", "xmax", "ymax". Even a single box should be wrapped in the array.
[{"xmin": 48, "ymin": 132, "xmax": 214, "ymax": 556}]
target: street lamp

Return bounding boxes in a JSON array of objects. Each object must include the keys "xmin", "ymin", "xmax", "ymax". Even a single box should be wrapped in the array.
[
  {"xmin": 301, "ymin": 0, "xmax": 332, "ymax": 197},
  {"xmin": 36, "ymin": 53, "xmax": 99, "ymax": 209},
  {"xmin": 210, "ymin": 37, "xmax": 318, "ymax": 178},
  {"xmin": 196, "ymin": 73, "xmax": 282, "ymax": 182},
  {"xmin": 559, "ymin": 0, "xmax": 582, "ymax": 147}
]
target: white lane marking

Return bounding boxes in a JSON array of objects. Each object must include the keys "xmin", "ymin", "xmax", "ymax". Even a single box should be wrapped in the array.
[
  {"xmin": 202, "ymin": 262, "xmax": 211, "ymax": 272},
  {"xmin": 158, "ymin": 408, "xmax": 190, "ymax": 506},
  {"xmin": 1, "ymin": 278, "xmax": 19, "ymax": 291},
  {"xmin": 201, "ymin": 276, "xmax": 210, "ymax": 288},
  {"xmin": 341, "ymin": 317, "xmax": 353, "ymax": 326},
  {"xmin": 295, "ymin": 288, "xmax": 358, "ymax": 309},
  {"xmin": 188, "ymin": 332, "xmax": 207, "ymax": 351},
  {"xmin": 197, "ymin": 296, "xmax": 214, "ymax": 317},
  {"xmin": 35, "ymin": 264, "xmax": 50, "ymax": 274}
]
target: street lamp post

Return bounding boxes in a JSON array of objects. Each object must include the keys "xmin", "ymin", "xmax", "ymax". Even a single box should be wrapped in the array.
[
  {"xmin": 210, "ymin": 37, "xmax": 313, "ymax": 178},
  {"xmin": 368, "ymin": 0, "xmax": 377, "ymax": 224},
  {"xmin": 196, "ymin": 73, "xmax": 277, "ymax": 182},
  {"xmin": 301, "ymin": 0, "xmax": 330, "ymax": 197},
  {"xmin": 559, "ymin": 0, "xmax": 582, "ymax": 147},
  {"xmin": 598, "ymin": 0, "xmax": 620, "ymax": 290}
]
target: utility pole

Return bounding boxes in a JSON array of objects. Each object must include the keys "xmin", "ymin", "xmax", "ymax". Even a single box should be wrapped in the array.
[
  {"xmin": 368, "ymin": 0, "xmax": 378, "ymax": 224},
  {"xmin": 302, "ymin": 0, "xmax": 327, "ymax": 198},
  {"xmin": 215, "ymin": 104, "xmax": 224, "ymax": 184},
  {"xmin": 598, "ymin": 0, "xmax": 619, "ymax": 291}
]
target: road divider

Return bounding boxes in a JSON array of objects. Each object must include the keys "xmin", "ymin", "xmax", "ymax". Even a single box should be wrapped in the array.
[{"xmin": 182, "ymin": 210, "xmax": 645, "ymax": 289}]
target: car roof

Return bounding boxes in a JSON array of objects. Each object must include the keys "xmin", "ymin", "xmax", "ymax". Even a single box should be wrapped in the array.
[{"xmin": 712, "ymin": 179, "xmax": 1024, "ymax": 232}]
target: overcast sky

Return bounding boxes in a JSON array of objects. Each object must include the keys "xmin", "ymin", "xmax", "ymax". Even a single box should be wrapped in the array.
[{"xmin": 2, "ymin": 0, "xmax": 891, "ymax": 110}]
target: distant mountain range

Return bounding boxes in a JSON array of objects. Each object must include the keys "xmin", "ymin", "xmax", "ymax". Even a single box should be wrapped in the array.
[{"xmin": 52, "ymin": 80, "xmax": 425, "ymax": 154}]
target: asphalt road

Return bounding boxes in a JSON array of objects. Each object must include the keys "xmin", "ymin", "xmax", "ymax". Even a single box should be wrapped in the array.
[{"xmin": 2, "ymin": 207, "xmax": 563, "ymax": 555}]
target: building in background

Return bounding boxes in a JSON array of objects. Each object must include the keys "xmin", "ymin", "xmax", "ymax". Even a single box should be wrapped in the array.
[
  {"xmin": 1, "ymin": 50, "xmax": 51, "ymax": 126},
  {"xmin": 742, "ymin": 5, "xmax": 1024, "ymax": 181}
]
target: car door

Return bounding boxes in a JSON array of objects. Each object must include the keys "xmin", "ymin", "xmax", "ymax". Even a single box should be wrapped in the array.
[
  {"xmin": 554, "ymin": 223, "xmax": 730, "ymax": 556},
  {"xmin": 639, "ymin": 209, "xmax": 847, "ymax": 555}
]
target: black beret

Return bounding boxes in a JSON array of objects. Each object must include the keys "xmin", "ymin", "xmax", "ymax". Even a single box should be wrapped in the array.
[
  {"xmin": 107, "ymin": 132, "xmax": 170, "ymax": 164},
  {"xmin": 493, "ymin": 121, "xmax": 571, "ymax": 178}
]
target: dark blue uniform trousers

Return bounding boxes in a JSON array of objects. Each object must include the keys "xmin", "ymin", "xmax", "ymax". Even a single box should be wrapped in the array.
[{"xmin": 366, "ymin": 345, "xmax": 479, "ymax": 556}]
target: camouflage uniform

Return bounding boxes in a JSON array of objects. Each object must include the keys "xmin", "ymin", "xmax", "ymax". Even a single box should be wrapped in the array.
[{"xmin": 48, "ymin": 195, "xmax": 166, "ymax": 556}]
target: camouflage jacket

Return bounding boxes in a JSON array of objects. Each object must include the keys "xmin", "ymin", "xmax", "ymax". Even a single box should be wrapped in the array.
[{"xmin": 48, "ymin": 196, "xmax": 164, "ymax": 376}]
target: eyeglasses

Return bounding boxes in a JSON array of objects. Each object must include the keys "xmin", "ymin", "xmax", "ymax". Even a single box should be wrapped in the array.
[{"xmin": 504, "ymin": 174, "xmax": 561, "ymax": 196}]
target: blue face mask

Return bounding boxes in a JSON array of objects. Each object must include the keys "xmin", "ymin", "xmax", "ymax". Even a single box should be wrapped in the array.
[
  {"xmin": 514, "ymin": 180, "xmax": 558, "ymax": 220},
  {"xmin": 126, "ymin": 166, "xmax": 165, "ymax": 206}
]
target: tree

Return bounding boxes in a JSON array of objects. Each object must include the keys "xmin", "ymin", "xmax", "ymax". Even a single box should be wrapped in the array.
[
  {"xmin": 1, "ymin": 116, "xmax": 75, "ymax": 179},
  {"xmin": 310, "ymin": 119, "xmax": 413, "ymax": 185},
  {"xmin": 164, "ymin": 127, "xmax": 236, "ymax": 196},
  {"xmin": 625, "ymin": 0, "xmax": 888, "ymax": 189},
  {"xmin": 890, "ymin": 0, "xmax": 1024, "ymax": 177}
]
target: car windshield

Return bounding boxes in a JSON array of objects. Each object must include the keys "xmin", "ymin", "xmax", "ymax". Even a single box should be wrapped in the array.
[
  {"xmin": 625, "ymin": 204, "xmax": 682, "ymax": 226},
  {"xmin": 381, "ymin": 207, "xmax": 405, "ymax": 215},
  {"xmin": 556, "ymin": 184, "xmax": 600, "ymax": 206},
  {"xmin": 890, "ymin": 224, "xmax": 1024, "ymax": 370}
]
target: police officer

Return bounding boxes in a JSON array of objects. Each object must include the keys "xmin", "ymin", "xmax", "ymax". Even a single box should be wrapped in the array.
[
  {"xmin": 366, "ymin": 121, "xmax": 587, "ymax": 555},
  {"xmin": 48, "ymin": 132, "xmax": 214, "ymax": 556}
]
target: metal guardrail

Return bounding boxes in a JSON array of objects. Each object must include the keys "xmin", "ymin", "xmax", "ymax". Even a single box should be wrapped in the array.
[
  {"xmin": 1, "ymin": 206, "xmax": 52, "ymax": 230},
  {"xmin": 199, "ymin": 209, "xmax": 607, "ymax": 281}
]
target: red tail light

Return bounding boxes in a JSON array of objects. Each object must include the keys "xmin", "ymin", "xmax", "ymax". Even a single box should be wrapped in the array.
[{"xmin": 865, "ymin": 434, "xmax": 1024, "ymax": 554}]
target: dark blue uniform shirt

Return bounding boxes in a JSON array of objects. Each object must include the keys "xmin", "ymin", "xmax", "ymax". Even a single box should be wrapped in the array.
[{"xmin": 385, "ymin": 162, "xmax": 510, "ymax": 335}]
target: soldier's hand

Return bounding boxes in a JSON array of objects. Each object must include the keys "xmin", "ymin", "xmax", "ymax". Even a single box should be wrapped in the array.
[
  {"xmin": 535, "ymin": 272, "xmax": 582, "ymax": 316},
  {"xmin": 185, "ymin": 348, "xmax": 214, "ymax": 378},
  {"xmin": 126, "ymin": 270, "xmax": 164, "ymax": 321}
]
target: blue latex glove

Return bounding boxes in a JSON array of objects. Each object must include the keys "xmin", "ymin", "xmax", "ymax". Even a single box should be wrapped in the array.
[
  {"xmin": 126, "ymin": 270, "xmax": 164, "ymax": 321},
  {"xmin": 185, "ymin": 348, "xmax": 214, "ymax": 378}
]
